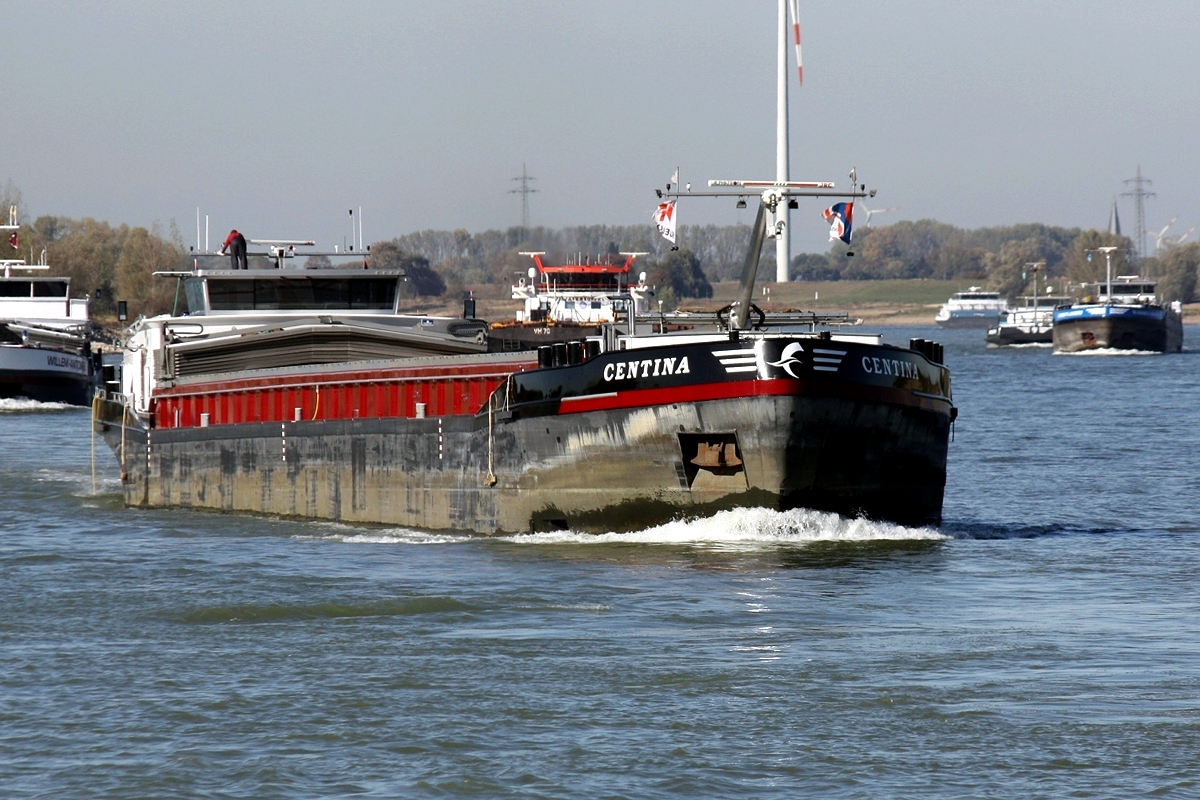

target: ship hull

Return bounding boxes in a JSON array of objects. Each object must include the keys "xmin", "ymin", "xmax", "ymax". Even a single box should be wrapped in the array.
[
  {"xmin": 935, "ymin": 312, "xmax": 1001, "ymax": 330},
  {"xmin": 1052, "ymin": 305, "xmax": 1183, "ymax": 353},
  {"xmin": 94, "ymin": 337, "xmax": 953, "ymax": 533},
  {"xmin": 95, "ymin": 391, "xmax": 949, "ymax": 533},
  {"xmin": 0, "ymin": 345, "xmax": 94, "ymax": 406},
  {"xmin": 985, "ymin": 324, "xmax": 1052, "ymax": 346},
  {"xmin": 487, "ymin": 322, "xmax": 603, "ymax": 352}
]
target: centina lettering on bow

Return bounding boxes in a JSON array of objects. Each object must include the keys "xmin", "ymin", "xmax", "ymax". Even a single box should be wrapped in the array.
[
  {"xmin": 860, "ymin": 356, "xmax": 919, "ymax": 379},
  {"xmin": 603, "ymin": 356, "xmax": 691, "ymax": 382}
]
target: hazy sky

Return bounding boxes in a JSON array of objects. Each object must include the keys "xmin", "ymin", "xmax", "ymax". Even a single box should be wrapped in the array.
[{"xmin": 5, "ymin": 1, "xmax": 1199, "ymax": 257}]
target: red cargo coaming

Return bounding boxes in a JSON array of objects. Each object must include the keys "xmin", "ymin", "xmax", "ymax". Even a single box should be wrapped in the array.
[{"xmin": 150, "ymin": 357, "xmax": 536, "ymax": 429}]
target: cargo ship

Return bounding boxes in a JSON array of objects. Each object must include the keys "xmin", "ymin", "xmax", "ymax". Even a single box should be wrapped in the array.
[
  {"xmin": 1, "ymin": 207, "xmax": 95, "ymax": 405},
  {"xmin": 93, "ymin": 187, "xmax": 955, "ymax": 533},
  {"xmin": 1052, "ymin": 248, "xmax": 1183, "ymax": 353}
]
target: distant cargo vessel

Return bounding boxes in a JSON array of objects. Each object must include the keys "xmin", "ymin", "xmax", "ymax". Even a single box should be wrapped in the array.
[{"xmin": 1053, "ymin": 277, "xmax": 1182, "ymax": 353}]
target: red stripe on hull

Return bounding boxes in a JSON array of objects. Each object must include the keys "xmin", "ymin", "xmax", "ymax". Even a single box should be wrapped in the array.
[{"xmin": 558, "ymin": 377, "xmax": 951, "ymax": 415}]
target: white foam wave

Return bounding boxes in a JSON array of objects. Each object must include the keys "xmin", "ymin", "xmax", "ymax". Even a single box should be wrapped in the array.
[
  {"xmin": 0, "ymin": 397, "xmax": 76, "ymax": 412},
  {"xmin": 299, "ymin": 521, "xmax": 473, "ymax": 545},
  {"xmin": 31, "ymin": 467, "xmax": 123, "ymax": 496},
  {"xmin": 499, "ymin": 506, "xmax": 946, "ymax": 548},
  {"xmin": 1053, "ymin": 347, "xmax": 1163, "ymax": 357},
  {"xmin": 297, "ymin": 507, "xmax": 945, "ymax": 549}
]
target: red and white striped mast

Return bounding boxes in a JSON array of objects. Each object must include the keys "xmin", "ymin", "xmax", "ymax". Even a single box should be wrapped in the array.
[{"xmin": 776, "ymin": 0, "xmax": 802, "ymax": 282}]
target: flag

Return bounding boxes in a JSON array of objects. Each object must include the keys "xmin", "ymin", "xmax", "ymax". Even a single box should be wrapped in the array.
[
  {"xmin": 789, "ymin": 0, "xmax": 803, "ymax": 87},
  {"xmin": 823, "ymin": 202, "xmax": 854, "ymax": 244},
  {"xmin": 8, "ymin": 232, "xmax": 17, "ymax": 250},
  {"xmin": 653, "ymin": 200, "xmax": 677, "ymax": 244}
]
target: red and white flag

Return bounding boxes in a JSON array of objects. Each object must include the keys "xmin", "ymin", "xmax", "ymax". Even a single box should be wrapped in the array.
[
  {"xmin": 8, "ymin": 232, "xmax": 17, "ymax": 250},
  {"xmin": 653, "ymin": 200, "xmax": 677, "ymax": 244}
]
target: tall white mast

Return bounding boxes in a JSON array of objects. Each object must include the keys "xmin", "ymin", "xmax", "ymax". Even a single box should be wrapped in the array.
[{"xmin": 775, "ymin": 0, "xmax": 790, "ymax": 282}]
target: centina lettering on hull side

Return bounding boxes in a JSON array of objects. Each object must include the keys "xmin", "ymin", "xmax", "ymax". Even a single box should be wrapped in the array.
[
  {"xmin": 602, "ymin": 356, "xmax": 691, "ymax": 382},
  {"xmin": 860, "ymin": 355, "xmax": 920, "ymax": 379}
]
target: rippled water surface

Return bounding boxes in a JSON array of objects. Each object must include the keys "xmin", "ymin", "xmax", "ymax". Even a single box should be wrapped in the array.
[{"xmin": 3, "ymin": 327, "xmax": 1199, "ymax": 798}]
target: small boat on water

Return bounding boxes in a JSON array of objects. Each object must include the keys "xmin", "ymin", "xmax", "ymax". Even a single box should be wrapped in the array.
[
  {"xmin": 0, "ymin": 207, "xmax": 95, "ymax": 405},
  {"xmin": 935, "ymin": 287, "xmax": 1008, "ymax": 329},
  {"xmin": 92, "ymin": 183, "xmax": 956, "ymax": 533}
]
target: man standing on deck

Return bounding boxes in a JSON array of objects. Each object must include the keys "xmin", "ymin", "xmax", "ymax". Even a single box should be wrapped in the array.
[{"xmin": 219, "ymin": 229, "xmax": 247, "ymax": 270}]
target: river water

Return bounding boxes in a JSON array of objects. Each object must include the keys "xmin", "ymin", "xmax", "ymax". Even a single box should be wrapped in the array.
[{"xmin": 3, "ymin": 326, "xmax": 1199, "ymax": 798}]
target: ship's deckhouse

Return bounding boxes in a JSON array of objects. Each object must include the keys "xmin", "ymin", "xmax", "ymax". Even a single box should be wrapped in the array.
[{"xmin": 175, "ymin": 269, "xmax": 406, "ymax": 316}]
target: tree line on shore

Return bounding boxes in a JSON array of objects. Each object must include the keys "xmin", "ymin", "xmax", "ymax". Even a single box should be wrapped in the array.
[{"xmin": 4, "ymin": 179, "xmax": 1197, "ymax": 319}]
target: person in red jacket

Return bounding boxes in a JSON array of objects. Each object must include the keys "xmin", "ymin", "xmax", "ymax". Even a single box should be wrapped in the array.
[{"xmin": 219, "ymin": 229, "xmax": 247, "ymax": 270}]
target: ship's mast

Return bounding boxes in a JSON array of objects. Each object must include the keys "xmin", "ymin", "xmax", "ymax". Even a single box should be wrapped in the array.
[{"xmin": 775, "ymin": 0, "xmax": 790, "ymax": 283}]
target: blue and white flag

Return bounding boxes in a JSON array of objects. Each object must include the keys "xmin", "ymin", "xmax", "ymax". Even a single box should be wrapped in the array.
[{"xmin": 823, "ymin": 202, "xmax": 854, "ymax": 245}]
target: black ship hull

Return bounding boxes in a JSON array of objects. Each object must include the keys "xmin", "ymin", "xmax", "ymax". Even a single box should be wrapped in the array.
[
  {"xmin": 1052, "ymin": 305, "xmax": 1183, "ymax": 353},
  {"xmin": 0, "ymin": 348, "xmax": 95, "ymax": 406},
  {"xmin": 985, "ymin": 325, "xmax": 1052, "ymax": 346},
  {"xmin": 487, "ymin": 322, "xmax": 603, "ymax": 352},
  {"xmin": 94, "ymin": 336, "xmax": 954, "ymax": 533}
]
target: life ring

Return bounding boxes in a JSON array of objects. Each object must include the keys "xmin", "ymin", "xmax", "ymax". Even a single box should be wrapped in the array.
[{"xmin": 716, "ymin": 303, "xmax": 767, "ymax": 331}]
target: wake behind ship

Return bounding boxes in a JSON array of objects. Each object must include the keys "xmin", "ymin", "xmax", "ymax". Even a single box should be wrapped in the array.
[{"xmin": 93, "ymin": 194, "xmax": 955, "ymax": 534}]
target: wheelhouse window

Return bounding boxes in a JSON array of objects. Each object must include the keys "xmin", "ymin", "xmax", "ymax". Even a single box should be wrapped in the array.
[
  {"xmin": 0, "ymin": 281, "xmax": 32, "ymax": 297},
  {"xmin": 33, "ymin": 281, "xmax": 69, "ymax": 297},
  {"xmin": 0, "ymin": 280, "xmax": 68, "ymax": 297},
  {"xmin": 204, "ymin": 278, "xmax": 398, "ymax": 311}
]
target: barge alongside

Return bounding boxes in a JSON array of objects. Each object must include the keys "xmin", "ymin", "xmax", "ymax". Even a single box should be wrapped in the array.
[
  {"xmin": 488, "ymin": 251, "xmax": 651, "ymax": 352},
  {"xmin": 1, "ymin": 207, "xmax": 94, "ymax": 405},
  {"xmin": 93, "ymin": 188, "xmax": 955, "ymax": 533}
]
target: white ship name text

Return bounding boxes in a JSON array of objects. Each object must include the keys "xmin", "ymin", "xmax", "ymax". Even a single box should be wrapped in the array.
[
  {"xmin": 603, "ymin": 356, "xmax": 691, "ymax": 382},
  {"xmin": 860, "ymin": 356, "xmax": 919, "ymax": 379}
]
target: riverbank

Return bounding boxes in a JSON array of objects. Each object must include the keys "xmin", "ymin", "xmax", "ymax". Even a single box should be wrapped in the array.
[
  {"xmin": 403, "ymin": 279, "xmax": 974, "ymax": 327},
  {"xmin": 94, "ymin": 278, "xmax": 1200, "ymax": 331},
  {"xmin": 522, "ymin": 279, "xmax": 1200, "ymax": 327}
]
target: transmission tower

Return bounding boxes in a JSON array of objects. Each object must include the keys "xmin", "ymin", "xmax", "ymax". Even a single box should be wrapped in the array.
[
  {"xmin": 1121, "ymin": 165, "xmax": 1155, "ymax": 260},
  {"xmin": 509, "ymin": 163, "xmax": 537, "ymax": 232}
]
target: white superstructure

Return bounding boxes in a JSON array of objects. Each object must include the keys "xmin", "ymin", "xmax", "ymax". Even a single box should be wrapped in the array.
[{"xmin": 934, "ymin": 287, "xmax": 1008, "ymax": 329}]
